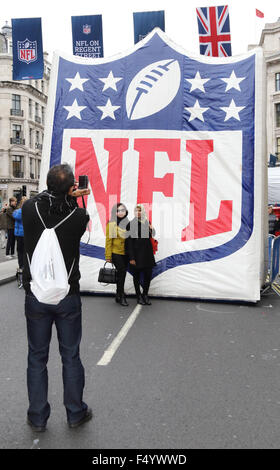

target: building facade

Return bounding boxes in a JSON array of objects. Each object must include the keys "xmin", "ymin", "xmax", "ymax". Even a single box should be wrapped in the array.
[
  {"xmin": 0, "ymin": 23, "xmax": 51, "ymax": 206},
  {"xmin": 259, "ymin": 18, "xmax": 280, "ymax": 163}
]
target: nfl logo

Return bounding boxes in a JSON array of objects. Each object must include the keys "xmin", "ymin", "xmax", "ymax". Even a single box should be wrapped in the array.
[
  {"xmin": 43, "ymin": 29, "xmax": 265, "ymax": 301},
  {"xmin": 83, "ymin": 24, "xmax": 91, "ymax": 35},
  {"xmin": 17, "ymin": 38, "xmax": 37, "ymax": 64}
]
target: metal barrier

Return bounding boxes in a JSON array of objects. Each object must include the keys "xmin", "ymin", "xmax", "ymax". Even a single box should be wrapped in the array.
[
  {"xmin": 268, "ymin": 234, "xmax": 274, "ymax": 270},
  {"xmin": 262, "ymin": 235, "xmax": 280, "ymax": 296}
]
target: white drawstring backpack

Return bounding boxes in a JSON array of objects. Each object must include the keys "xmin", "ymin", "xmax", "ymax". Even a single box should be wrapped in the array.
[{"xmin": 27, "ymin": 202, "xmax": 77, "ymax": 305}]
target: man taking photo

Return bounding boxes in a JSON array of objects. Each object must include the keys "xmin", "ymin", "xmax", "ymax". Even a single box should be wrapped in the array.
[{"xmin": 22, "ymin": 163, "xmax": 92, "ymax": 432}]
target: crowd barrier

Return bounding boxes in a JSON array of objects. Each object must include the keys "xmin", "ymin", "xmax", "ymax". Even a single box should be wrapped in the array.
[{"xmin": 262, "ymin": 235, "xmax": 280, "ymax": 296}]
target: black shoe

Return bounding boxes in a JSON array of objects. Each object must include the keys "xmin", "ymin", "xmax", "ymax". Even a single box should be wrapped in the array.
[
  {"xmin": 137, "ymin": 294, "xmax": 145, "ymax": 305},
  {"xmin": 119, "ymin": 295, "xmax": 129, "ymax": 306},
  {"xmin": 115, "ymin": 294, "xmax": 121, "ymax": 303},
  {"xmin": 27, "ymin": 418, "xmax": 46, "ymax": 433},
  {"xmin": 68, "ymin": 408, "xmax": 93, "ymax": 428},
  {"xmin": 142, "ymin": 294, "xmax": 152, "ymax": 305},
  {"xmin": 17, "ymin": 269, "xmax": 23, "ymax": 288}
]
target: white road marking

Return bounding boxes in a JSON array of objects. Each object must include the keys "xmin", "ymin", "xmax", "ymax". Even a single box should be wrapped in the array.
[{"xmin": 97, "ymin": 304, "xmax": 142, "ymax": 366}]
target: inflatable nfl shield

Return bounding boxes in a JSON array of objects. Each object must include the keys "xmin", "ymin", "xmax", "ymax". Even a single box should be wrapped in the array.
[{"xmin": 41, "ymin": 29, "xmax": 266, "ymax": 302}]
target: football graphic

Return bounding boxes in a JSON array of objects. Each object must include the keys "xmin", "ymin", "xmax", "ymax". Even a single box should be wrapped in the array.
[{"xmin": 126, "ymin": 59, "xmax": 181, "ymax": 120}]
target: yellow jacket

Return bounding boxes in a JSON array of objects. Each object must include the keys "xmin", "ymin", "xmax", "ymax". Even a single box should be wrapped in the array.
[{"xmin": 105, "ymin": 221, "xmax": 126, "ymax": 259}]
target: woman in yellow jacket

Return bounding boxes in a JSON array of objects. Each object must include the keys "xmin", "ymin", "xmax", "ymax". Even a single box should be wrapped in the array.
[{"xmin": 105, "ymin": 203, "xmax": 129, "ymax": 306}]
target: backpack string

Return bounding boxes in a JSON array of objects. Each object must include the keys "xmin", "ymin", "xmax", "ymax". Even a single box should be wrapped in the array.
[
  {"xmin": 35, "ymin": 202, "xmax": 47, "ymax": 229},
  {"xmin": 35, "ymin": 202, "xmax": 77, "ymax": 230},
  {"xmin": 53, "ymin": 207, "xmax": 77, "ymax": 230},
  {"xmin": 65, "ymin": 194, "xmax": 70, "ymax": 208}
]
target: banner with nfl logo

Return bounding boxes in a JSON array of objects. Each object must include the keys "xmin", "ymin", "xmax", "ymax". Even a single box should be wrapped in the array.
[
  {"xmin": 41, "ymin": 29, "xmax": 266, "ymax": 302},
  {"xmin": 12, "ymin": 17, "xmax": 44, "ymax": 80},
  {"xmin": 71, "ymin": 15, "xmax": 103, "ymax": 58},
  {"xmin": 133, "ymin": 11, "xmax": 165, "ymax": 43}
]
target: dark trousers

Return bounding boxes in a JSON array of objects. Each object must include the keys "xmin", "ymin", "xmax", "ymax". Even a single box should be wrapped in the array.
[
  {"xmin": 112, "ymin": 253, "xmax": 128, "ymax": 296},
  {"xmin": 131, "ymin": 267, "xmax": 153, "ymax": 296},
  {"xmin": 25, "ymin": 293, "xmax": 88, "ymax": 426},
  {"xmin": 6, "ymin": 228, "xmax": 15, "ymax": 255},
  {"xmin": 16, "ymin": 236, "xmax": 24, "ymax": 269}
]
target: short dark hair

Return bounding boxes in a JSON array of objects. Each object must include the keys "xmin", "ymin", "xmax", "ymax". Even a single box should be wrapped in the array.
[{"xmin": 47, "ymin": 164, "xmax": 75, "ymax": 194}]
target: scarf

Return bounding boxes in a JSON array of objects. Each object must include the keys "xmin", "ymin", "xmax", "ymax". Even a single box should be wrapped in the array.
[{"xmin": 135, "ymin": 204, "xmax": 148, "ymax": 224}]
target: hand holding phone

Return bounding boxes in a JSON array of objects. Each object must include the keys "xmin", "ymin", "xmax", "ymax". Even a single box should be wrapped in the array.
[{"xmin": 79, "ymin": 175, "xmax": 89, "ymax": 189}]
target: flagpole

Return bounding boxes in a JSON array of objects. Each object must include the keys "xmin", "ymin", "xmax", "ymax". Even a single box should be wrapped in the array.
[
  {"xmin": 254, "ymin": 15, "xmax": 257, "ymax": 45},
  {"xmin": 255, "ymin": 8, "xmax": 265, "ymax": 45}
]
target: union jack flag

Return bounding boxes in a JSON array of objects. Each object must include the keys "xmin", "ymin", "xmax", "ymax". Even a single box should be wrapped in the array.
[{"xmin": 196, "ymin": 5, "xmax": 232, "ymax": 57}]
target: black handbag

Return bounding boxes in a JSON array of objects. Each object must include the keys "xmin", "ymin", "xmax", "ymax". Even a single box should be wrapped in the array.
[{"xmin": 98, "ymin": 262, "xmax": 117, "ymax": 284}]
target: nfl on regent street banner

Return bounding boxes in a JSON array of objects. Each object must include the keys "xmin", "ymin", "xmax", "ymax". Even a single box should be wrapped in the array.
[
  {"xmin": 133, "ymin": 10, "xmax": 165, "ymax": 43},
  {"xmin": 40, "ymin": 29, "xmax": 266, "ymax": 302},
  {"xmin": 12, "ymin": 17, "xmax": 44, "ymax": 80},
  {"xmin": 71, "ymin": 15, "xmax": 103, "ymax": 58}
]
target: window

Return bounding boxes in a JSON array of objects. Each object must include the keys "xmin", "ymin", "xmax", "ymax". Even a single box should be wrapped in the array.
[
  {"xmin": 12, "ymin": 124, "xmax": 22, "ymax": 143},
  {"xmin": 29, "ymin": 128, "xmax": 33, "ymax": 148},
  {"xmin": 276, "ymin": 73, "xmax": 280, "ymax": 92},
  {"xmin": 12, "ymin": 155, "xmax": 24, "ymax": 178},
  {"xmin": 12, "ymin": 94, "xmax": 21, "ymax": 110},
  {"xmin": 35, "ymin": 102, "xmax": 41, "ymax": 123},
  {"xmin": 41, "ymin": 80, "xmax": 44, "ymax": 94},
  {"xmin": 29, "ymin": 99, "xmax": 32, "ymax": 119},
  {"xmin": 277, "ymin": 138, "xmax": 280, "ymax": 158},
  {"xmin": 35, "ymin": 131, "xmax": 42, "ymax": 150},
  {"xmin": 38, "ymin": 160, "xmax": 41, "ymax": 179},
  {"xmin": 11, "ymin": 94, "xmax": 22, "ymax": 116},
  {"xmin": 276, "ymin": 104, "xmax": 280, "ymax": 127},
  {"xmin": 30, "ymin": 158, "xmax": 35, "ymax": 179},
  {"xmin": 42, "ymin": 106, "xmax": 45, "ymax": 125}
]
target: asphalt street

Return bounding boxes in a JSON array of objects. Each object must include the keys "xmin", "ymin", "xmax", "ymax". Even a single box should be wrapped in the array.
[{"xmin": 1, "ymin": 280, "xmax": 280, "ymax": 450}]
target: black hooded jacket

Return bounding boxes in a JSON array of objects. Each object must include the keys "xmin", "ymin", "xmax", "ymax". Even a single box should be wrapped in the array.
[
  {"xmin": 22, "ymin": 191, "xmax": 89, "ymax": 295},
  {"xmin": 126, "ymin": 218, "xmax": 156, "ymax": 270}
]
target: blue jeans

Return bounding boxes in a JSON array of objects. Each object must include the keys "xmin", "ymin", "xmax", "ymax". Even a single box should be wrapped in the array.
[{"xmin": 25, "ymin": 293, "xmax": 88, "ymax": 426}]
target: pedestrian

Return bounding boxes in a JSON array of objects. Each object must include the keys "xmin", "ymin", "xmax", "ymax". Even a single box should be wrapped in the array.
[
  {"xmin": 105, "ymin": 203, "xmax": 129, "ymax": 306},
  {"xmin": 268, "ymin": 205, "xmax": 276, "ymax": 235},
  {"xmin": 126, "ymin": 204, "xmax": 156, "ymax": 305},
  {"xmin": 22, "ymin": 163, "xmax": 92, "ymax": 432},
  {"xmin": 273, "ymin": 208, "xmax": 280, "ymax": 236},
  {"xmin": 5, "ymin": 197, "xmax": 17, "ymax": 258},
  {"xmin": 0, "ymin": 204, "xmax": 8, "ymax": 249},
  {"xmin": 13, "ymin": 196, "xmax": 28, "ymax": 288}
]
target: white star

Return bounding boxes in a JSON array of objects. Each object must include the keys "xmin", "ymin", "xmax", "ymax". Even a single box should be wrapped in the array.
[
  {"xmin": 220, "ymin": 99, "xmax": 245, "ymax": 121},
  {"xmin": 185, "ymin": 99, "xmax": 209, "ymax": 122},
  {"xmin": 97, "ymin": 99, "xmax": 120, "ymax": 120},
  {"xmin": 99, "ymin": 71, "xmax": 123, "ymax": 92},
  {"xmin": 63, "ymin": 99, "xmax": 87, "ymax": 120},
  {"xmin": 185, "ymin": 71, "xmax": 210, "ymax": 93},
  {"xmin": 220, "ymin": 70, "xmax": 245, "ymax": 92},
  {"xmin": 65, "ymin": 72, "xmax": 89, "ymax": 92}
]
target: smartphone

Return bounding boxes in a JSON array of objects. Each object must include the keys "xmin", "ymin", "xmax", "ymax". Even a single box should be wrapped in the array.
[{"xmin": 78, "ymin": 175, "xmax": 89, "ymax": 189}]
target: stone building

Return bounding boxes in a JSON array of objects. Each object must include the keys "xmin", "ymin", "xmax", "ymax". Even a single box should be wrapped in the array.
[
  {"xmin": 259, "ymin": 18, "xmax": 280, "ymax": 163},
  {"xmin": 0, "ymin": 22, "xmax": 51, "ymax": 206}
]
